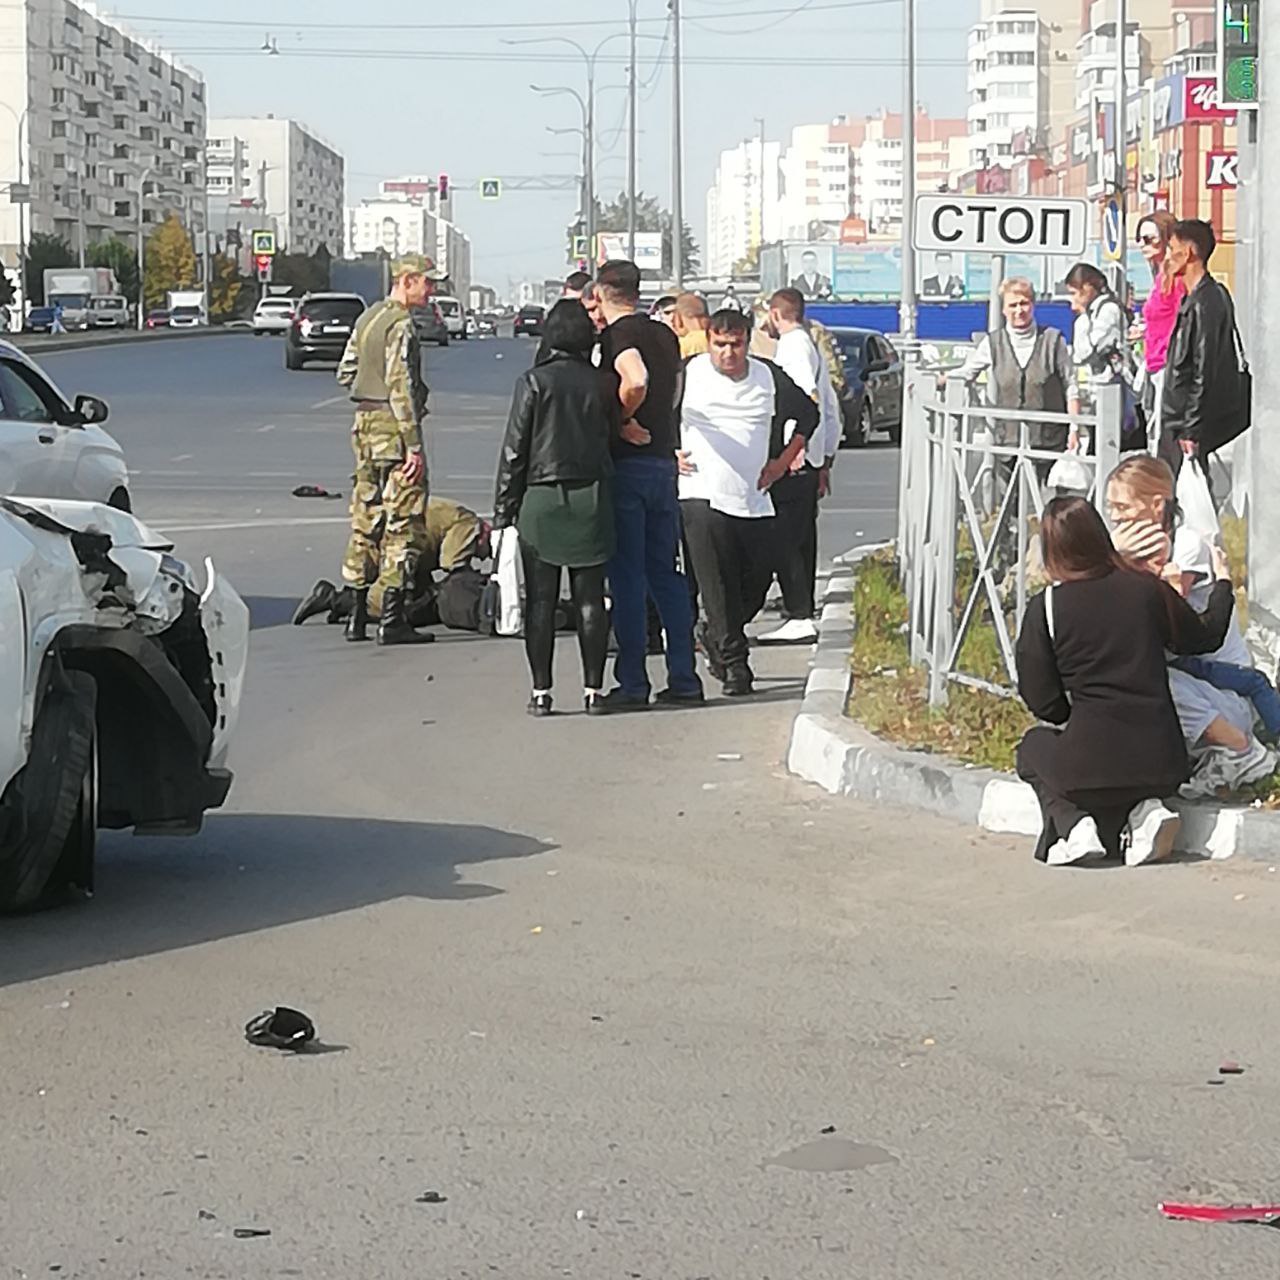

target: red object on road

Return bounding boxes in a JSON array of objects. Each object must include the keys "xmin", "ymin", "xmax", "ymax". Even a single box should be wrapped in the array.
[{"xmin": 1159, "ymin": 1202, "xmax": 1280, "ymax": 1225}]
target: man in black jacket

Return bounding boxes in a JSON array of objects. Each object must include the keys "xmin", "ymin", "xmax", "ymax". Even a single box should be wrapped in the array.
[{"xmin": 1158, "ymin": 219, "xmax": 1250, "ymax": 481}]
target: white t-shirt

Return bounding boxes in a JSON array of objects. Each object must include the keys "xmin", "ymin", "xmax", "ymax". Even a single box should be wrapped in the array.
[
  {"xmin": 773, "ymin": 328, "xmax": 834, "ymax": 468},
  {"xmin": 678, "ymin": 355, "xmax": 779, "ymax": 519}
]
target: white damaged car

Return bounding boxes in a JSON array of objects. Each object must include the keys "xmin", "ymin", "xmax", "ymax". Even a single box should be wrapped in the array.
[{"xmin": 0, "ymin": 496, "xmax": 248, "ymax": 911}]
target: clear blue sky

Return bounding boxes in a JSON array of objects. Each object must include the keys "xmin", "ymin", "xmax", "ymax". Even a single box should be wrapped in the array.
[{"xmin": 114, "ymin": 0, "xmax": 979, "ymax": 288}]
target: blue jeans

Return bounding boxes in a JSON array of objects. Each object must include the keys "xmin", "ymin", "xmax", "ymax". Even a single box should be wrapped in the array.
[
  {"xmin": 607, "ymin": 456, "xmax": 699, "ymax": 697},
  {"xmin": 1171, "ymin": 656, "xmax": 1280, "ymax": 738}
]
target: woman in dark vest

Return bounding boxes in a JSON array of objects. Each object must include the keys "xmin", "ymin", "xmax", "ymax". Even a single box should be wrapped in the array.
[{"xmin": 956, "ymin": 277, "xmax": 1079, "ymax": 482}]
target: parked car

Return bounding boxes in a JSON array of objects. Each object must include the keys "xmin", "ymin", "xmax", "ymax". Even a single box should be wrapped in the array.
[
  {"xmin": 168, "ymin": 305, "xmax": 204, "ymax": 329},
  {"xmin": 90, "ymin": 296, "xmax": 130, "ymax": 329},
  {"xmin": 514, "ymin": 305, "xmax": 546, "ymax": 338},
  {"xmin": 435, "ymin": 295, "xmax": 466, "ymax": 339},
  {"xmin": 411, "ymin": 301, "xmax": 449, "ymax": 347},
  {"xmin": 464, "ymin": 312, "xmax": 478, "ymax": 339},
  {"xmin": 476, "ymin": 313, "xmax": 498, "ymax": 337},
  {"xmin": 285, "ymin": 292, "xmax": 366, "ymax": 370},
  {"xmin": 0, "ymin": 496, "xmax": 248, "ymax": 910},
  {"xmin": 23, "ymin": 306, "xmax": 57, "ymax": 334},
  {"xmin": 252, "ymin": 296, "xmax": 296, "ymax": 335},
  {"xmin": 145, "ymin": 308, "xmax": 170, "ymax": 330},
  {"xmin": 0, "ymin": 340, "xmax": 130, "ymax": 509},
  {"xmin": 828, "ymin": 327, "xmax": 905, "ymax": 447}
]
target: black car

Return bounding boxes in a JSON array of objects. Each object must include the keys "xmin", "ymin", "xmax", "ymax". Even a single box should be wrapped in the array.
[
  {"xmin": 23, "ymin": 306, "xmax": 57, "ymax": 333},
  {"xmin": 285, "ymin": 292, "xmax": 366, "ymax": 370},
  {"xmin": 827, "ymin": 327, "xmax": 905, "ymax": 447},
  {"xmin": 514, "ymin": 305, "xmax": 546, "ymax": 337},
  {"xmin": 411, "ymin": 301, "xmax": 450, "ymax": 347}
]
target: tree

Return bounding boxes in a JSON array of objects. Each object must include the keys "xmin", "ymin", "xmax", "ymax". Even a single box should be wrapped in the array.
[
  {"xmin": 143, "ymin": 212, "xmax": 196, "ymax": 310},
  {"xmin": 732, "ymin": 243, "xmax": 761, "ymax": 276},
  {"xmin": 568, "ymin": 191, "xmax": 700, "ymax": 276},
  {"xmin": 25, "ymin": 232, "xmax": 75, "ymax": 306},
  {"xmin": 87, "ymin": 237, "xmax": 139, "ymax": 304},
  {"xmin": 208, "ymin": 252, "xmax": 243, "ymax": 321}
]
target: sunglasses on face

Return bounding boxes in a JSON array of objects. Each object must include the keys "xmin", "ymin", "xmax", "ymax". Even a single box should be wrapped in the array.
[{"xmin": 1139, "ymin": 233, "xmax": 1161, "ymax": 247}]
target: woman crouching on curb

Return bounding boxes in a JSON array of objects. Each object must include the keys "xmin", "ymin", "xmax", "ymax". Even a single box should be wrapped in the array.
[{"xmin": 1014, "ymin": 495, "xmax": 1235, "ymax": 866}]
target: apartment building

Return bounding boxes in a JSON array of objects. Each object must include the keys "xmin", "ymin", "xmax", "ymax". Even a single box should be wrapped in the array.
[
  {"xmin": 778, "ymin": 122, "xmax": 855, "ymax": 241},
  {"xmin": 347, "ymin": 200, "xmax": 439, "ymax": 260},
  {"xmin": 208, "ymin": 116, "xmax": 344, "ymax": 255},
  {"xmin": 852, "ymin": 112, "xmax": 968, "ymax": 230},
  {"xmin": 966, "ymin": 10, "xmax": 1050, "ymax": 168},
  {"xmin": 0, "ymin": 0, "xmax": 207, "ymax": 275},
  {"xmin": 705, "ymin": 136, "xmax": 782, "ymax": 279}
]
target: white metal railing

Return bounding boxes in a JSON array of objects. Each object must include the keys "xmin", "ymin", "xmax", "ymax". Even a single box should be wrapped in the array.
[{"xmin": 897, "ymin": 368, "xmax": 1123, "ymax": 706}]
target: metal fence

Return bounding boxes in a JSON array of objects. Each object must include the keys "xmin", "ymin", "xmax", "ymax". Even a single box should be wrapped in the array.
[{"xmin": 896, "ymin": 367, "xmax": 1123, "ymax": 706}]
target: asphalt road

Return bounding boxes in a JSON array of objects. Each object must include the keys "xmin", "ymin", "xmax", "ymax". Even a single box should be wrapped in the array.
[{"xmin": 5, "ymin": 334, "xmax": 1280, "ymax": 1278}]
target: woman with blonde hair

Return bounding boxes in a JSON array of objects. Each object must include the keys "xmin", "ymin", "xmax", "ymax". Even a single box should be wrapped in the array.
[
  {"xmin": 1106, "ymin": 456, "xmax": 1276, "ymax": 792},
  {"xmin": 1131, "ymin": 211, "xmax": 1186, "ymax": 447}
]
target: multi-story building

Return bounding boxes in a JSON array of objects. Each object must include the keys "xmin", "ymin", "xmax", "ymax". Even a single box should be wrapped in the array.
[
  {"xmin": 778, "ymin": 122, "xmax": 856, "ymax": 241},
  {"xmin": 852, "ymin": 112, "xmax": 968, "ymax": 230},
  {"xmin": 436, "ymin": 218, "xmax": 471, "ymax": 305},
  {"xmin": 0, "ymin": 0, "xmax": 207, "ymax": 282},
  {"xmin": 966, "ymin": 9, "xmax": 1050, "ymax": 169},
  {"xmin": 208, "ymin": 115, "xmax": 344, "ymax": 255},
  {"xmin": 347, "ymin": 200, "xmax": 439, "ymax": 260},
  {"xmin": 705, "ymin": 135, "xmax": 782, "ymax": 279}
]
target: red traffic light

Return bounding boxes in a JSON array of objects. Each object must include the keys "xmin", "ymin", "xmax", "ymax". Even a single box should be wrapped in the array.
[
  {"xmin": 438, "ymin": 172, "xmax": 449, "ymax": 201},
  {"xmin": 254, "ymin": 253, "xmax": 272, "ymax": 276}
]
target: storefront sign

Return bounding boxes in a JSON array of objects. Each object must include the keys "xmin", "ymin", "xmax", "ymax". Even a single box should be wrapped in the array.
[
  {"xmin": 1205, "ymin": 150, "xmax": 1240, "ymax": 188},
  {"xmin": 1152, "ymin": 75, "xmax": 1185, "ymax": 133},
  {"xmin": 1185, "ymin": 75, "xmax": 1236, "ymax": 121},
  {"xmin": 1160, "ymin": 149, "xmax": 1183, "ymax": 180}
]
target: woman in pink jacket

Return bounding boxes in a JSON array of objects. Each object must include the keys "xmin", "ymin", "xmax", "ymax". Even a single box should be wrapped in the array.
[{"xmin": 1132, "ymin": 210, "xmax": 1186, "ymax": 449}]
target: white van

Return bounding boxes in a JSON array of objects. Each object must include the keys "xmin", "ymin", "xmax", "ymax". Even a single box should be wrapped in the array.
[{"xmin": 434, "ymin": 295, "xmax": 466, "ymax": 339}]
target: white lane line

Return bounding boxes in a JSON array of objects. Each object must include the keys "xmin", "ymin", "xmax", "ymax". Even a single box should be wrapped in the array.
[
  {"xmin": 257, "ymin": 422, "xmax": 277, "ymax": 433},
  {"xmin": 309, "ymin": 393, "xmax": 349, "ymax": 410},
  {"xmin": 156, "ymin": 516, "xmax": 350, "ymax": 533},
  {"xmin": 170, "ymin": 453, "xmax": 193, "ymax": 463}
]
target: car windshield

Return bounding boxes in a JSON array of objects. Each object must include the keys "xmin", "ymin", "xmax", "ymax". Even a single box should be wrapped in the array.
[
  {"xmin": 259, "ymin": 299, "xmax": 293, "ymax": 312},
  {"xmin": 437, "ymin": 300, "xmax": 460, "ymax": 315},
  {"xmin": 173, "ymin": 306, "xmax": 199, "ymax": 316},
  {"xmin": 91, "ymin": 298, "xmax": 125, "ymax": 311},
  {"xmin": 833, "ymin": 331, "xmax": 868, "ymax": 365},
  {"xmin": 303, "ymin": 299, "xmax": 363, "ymax": 323},
  {"xmin": 50, "ymin": 294, "xmax": 90, "ymax": 308}
]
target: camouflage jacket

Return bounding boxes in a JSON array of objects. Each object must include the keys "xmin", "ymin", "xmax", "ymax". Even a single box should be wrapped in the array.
[{"xmin": 805, "ymin": 319, "xmax": 847, "ymax": 397}]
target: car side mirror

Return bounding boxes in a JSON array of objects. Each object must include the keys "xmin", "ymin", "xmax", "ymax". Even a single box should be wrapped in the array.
[
  {"xmin": 73, "ymin": 393, "xmax": 109, "ymax": 426},
  {"xmin": 864, "ymin": 359, "xmax": 891, "ymax": 376}
]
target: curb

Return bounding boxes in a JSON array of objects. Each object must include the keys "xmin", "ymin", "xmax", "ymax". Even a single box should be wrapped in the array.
[
  {"xmin": 7, "ymin": 329, "xmax": 245, "ymax": 355},
  {"xmin": 788, "ymin": 545, "xmax": 1280, "ymax": 864}
]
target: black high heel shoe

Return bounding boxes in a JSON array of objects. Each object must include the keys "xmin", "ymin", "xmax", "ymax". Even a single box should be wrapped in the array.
[
  {"xmin": 527, "ymin": 693, "xmax": 553, "ymax": 718},
  {"xmin": 583, "ymin": 691, "xmax": 608, "ymax": 716}
]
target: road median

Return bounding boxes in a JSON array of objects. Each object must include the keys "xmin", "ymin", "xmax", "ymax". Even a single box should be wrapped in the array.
[{"xmin": 7, "ymin": 326, "xmax": 250, "ymax": 355}]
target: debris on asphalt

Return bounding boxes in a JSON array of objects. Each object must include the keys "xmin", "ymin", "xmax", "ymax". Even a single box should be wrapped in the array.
[
  {"xmin": 415, "ymin": 1191, "xmax": 447, "ymax": 1204},
  {"xmin": 717, "ymin": 752, "xmax": 743, "ymax": 762},
  {"xmin": 590, "ymin": 1015, "xmax": 604, "ymax": 1023},
  {"xmin": 244, "ymin": 1006, "xmax": 317, "ymax": 1051},
  {"xmin": 1219, "ymin": 1060, "xmax": 1245, "ymax": 1075},
  {"xmin": 1159, "ymin": 1202, "xmax": 1280, "ymax": 1227},
  {"xmin": 701, "ymin": 783, "xmax": 718, "ymax": 791},
  {"xmin": 198, "ymin": 1209, "xmax": 216, "ymax": 1221},
  {"xmin": 291, "ymin": 484, "xmax": 342, "ymax": 499},
  {"xmin": 529, "ymin": 925, "xmax": 543, "ymax": 935},
  {"xmin": 1235, "ymin": 893, "xmax": 1247, "ymax": 902},
  {"xmin": 1207, "ymin": 1079, "xmax": 1226, "ymax": 1086},
  {"xmin": 820, "ymin": 1125, "xmax": 837, "ymax": 1135},
  {"xmin": 232, "ymin": 1227, "xmax": 272, "ymax": 1238}
]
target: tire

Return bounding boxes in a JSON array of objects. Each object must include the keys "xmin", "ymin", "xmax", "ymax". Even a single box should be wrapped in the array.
[
  {"xmin": 254, "ymin": 330, "xmax": 265, "ymax": 338},
  {"xmin": 856, "ymin": 400, "xmax": 873, "ymax": 448},
  {"xmin": 108, "ymin": 487, "xmax": 132, "ymax": 513},
  {"xmin": 0, "ymin": 670, "xmax": 96, "ymax": 913},
  {"xmin": 438, "ymin": 336, "xmax": 449, "ymax": 347},
  {"xmin": 285, "ymin": 346, "xmax": 303, "ymax": 371},
  {"xmin": 887, "ymin": 414, "xmax": 902, "ymax": 446}
]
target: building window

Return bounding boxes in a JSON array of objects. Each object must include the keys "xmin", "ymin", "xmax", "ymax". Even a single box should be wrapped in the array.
[
  {"xmin": 138, "ymin": 99, "xmax": 149, "ymax": 113},
  {"xmin": 53, "ymin": 153, "xmax": 66, "ymax": 170},
  {"xmin": 113, "ymin": 85, "xmax": 127, "ymax": 101},
  {"xmin": 113, "ymin": 172, "xmax": 127, "ymax": 188},
  {"xmin": 51, "ymin": 54, "xmax": 66, "ymax": 71},
  {"xmin": 84, "ymin": 101, "xmax": 99, "ymax": 118},
  {"xmin": 86, "ymin": 132, "xmax": 98, "ymax": 148},
  {"xmin": 115, "ymin": 200, "xmax": 131, "ymax": 218},
  {"xmin": 51, "ymin": 120, "xmax": 66, "ymax": 138},
  {"xmin": 52, "ymin": 88, "xmax": 65, "ymax": 106},
  {"xmin": 113, "ymin": 115, "xmax": 127, "ymax": 130},
  {"xmin": 183, "ymin": 120, "xmax": 195, "ymax": 135}
]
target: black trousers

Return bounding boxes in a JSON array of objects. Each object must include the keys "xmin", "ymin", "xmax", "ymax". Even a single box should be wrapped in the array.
[
  {"xmin": 769, "ymin": 468, "xmax": 820, "ymax": 620},
  {"xmin": 520, "ymin": 545, "xmax": 608, "ymax": 693},
  {"xmin": 1016, "ymin": 726, "xmax": 1162, "ymax": 862},
  {"xmin": 680, "ymin": 500, "xmax": 774, "ymax": 672}
]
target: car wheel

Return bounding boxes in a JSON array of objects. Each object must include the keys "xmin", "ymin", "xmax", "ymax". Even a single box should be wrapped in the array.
[
  {"xmin": 856, "ymin": 400, "xmax": 873, "ymax": 447},
  {"xmin": 285, "ymin": 347, "xmax": 303, "ymax": 371},
  {"xmin": 439, "ymin": 336, "xmax": 449, "ymax": 347},
  {"xmin": 0, "ymin": 671, "xmax": 96, "ymax": 913},
  {"xmin": 107, "ymin": 487, "xmax": 131, "ymax": 513},
  {"xmin": 254, "ymin": 330, "xmax": 264, "ymax": 337},
  {"xmin": 887, "ymin": 415, "xmax": 902, "ymax": 446}
]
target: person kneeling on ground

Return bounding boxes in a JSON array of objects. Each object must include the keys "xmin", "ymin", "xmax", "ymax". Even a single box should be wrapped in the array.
[
  {"xmin": 677, "ymin": 308, "xmax": 819, "ymax": 698},
  {"xmin": 1015, "ymin": 496, "xmax": 1235, "ymax": 867},
  {"xmin": 293, "ymin": 496, "xmax": 492, "ymax": 630}
]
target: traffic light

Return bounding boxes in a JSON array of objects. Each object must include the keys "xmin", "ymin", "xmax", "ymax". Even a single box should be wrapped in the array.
[
  {"xmin": 1218, "ymin": 0, "xmax": 1260, "ymax": 110},
  {"xmin": 255, "ymin": 253, "xmax": 272, "ymax": 281},
  {"xmin": 438, "ymin": 172, "xmax": 450, "ymax": 202}
]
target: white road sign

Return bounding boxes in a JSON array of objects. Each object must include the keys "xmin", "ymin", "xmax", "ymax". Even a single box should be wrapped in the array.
[{"xmin": 913, "ymin": 194, "xmax": 1090, "ymax": 257}]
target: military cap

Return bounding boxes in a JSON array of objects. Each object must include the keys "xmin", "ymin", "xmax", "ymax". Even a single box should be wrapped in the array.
[{"xmin": 390, "ymin": 253, "xmax": 436, "ymax": 280}]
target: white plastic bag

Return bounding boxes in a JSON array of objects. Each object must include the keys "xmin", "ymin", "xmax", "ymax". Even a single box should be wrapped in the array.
[
  {"xmin": 1176, "ymin": 455, "xmax": 1220, "ymax": 542},
  {"xmin": 1046, "ymin": 448, "xmax": 1090, "ymax": 494},
  {"xmin": 491, "ymin": 527, "xmax": 524, "ymax": 637}
]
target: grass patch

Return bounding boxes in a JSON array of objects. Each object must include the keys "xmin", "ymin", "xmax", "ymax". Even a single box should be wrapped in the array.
[{"xmin": 846, "ymin": 550, "xmax": 1034, "ymax": 773}]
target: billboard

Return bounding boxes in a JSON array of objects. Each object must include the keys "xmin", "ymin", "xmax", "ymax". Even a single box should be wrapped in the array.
[{"xmin": 596, "ymin": 231, "xmax": 663, "ymax": 273}]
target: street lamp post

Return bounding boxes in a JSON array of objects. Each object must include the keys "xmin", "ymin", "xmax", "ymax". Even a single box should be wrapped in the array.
[
  {"xmin": 0, "ymin": 105, "xmax": 29, "ymax": 324},
  {"xmin": 627, "ymin": 0, "xmax": 639, "ymax": 261},
  {"xmin": 532, "ymin": 85, "xmax": 594, "ymax": 261},
  {"xmin": 136, "ymin": 165, "xmax": 155, "ymax": 330},
  {"xmin": 899, "ymin": 0, "xmax": 917, "ymax": 347},
  {"xmin": 671, "ymin": 0, "xmax": 685, "ymax": 288}
]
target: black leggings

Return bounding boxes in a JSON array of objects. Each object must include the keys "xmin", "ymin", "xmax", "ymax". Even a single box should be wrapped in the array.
[{"xmin": 521, "ymin": 546, "xmax": 609, "ymax": 692}]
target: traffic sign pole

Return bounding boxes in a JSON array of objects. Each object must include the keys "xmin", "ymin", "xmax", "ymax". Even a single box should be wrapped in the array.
[{"xmin": 1113, "ymin": 0, "xmax": 1128, "ymax": 302}]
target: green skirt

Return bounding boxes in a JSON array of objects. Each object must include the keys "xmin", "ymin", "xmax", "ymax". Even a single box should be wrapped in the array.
[{"xmin": 517, "ymin": 480, "xmax": 615, "ymax": 568}]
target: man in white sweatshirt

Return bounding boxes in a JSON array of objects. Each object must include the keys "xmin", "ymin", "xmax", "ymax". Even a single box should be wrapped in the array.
[
  {"xmin": 756, "ymin": 288, "xmax": 842, "ymax": 644},
  {"xmin": 678, "ymin": 309, "xmax": 820, "ymax": 697}
]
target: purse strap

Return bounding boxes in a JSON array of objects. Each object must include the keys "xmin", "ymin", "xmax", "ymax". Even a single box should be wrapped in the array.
[{"xmin": 1045, "ymin": 583, "xmax": 1056, "ymax": 644}]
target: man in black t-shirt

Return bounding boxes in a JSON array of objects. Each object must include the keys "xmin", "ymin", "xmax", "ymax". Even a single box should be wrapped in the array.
[{"xmin": 595, "ymin": 259, "xmax": 703, "ymax": 709}]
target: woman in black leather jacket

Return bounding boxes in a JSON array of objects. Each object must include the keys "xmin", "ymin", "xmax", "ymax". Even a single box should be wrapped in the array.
[{"xmin": 494, "ymin": 299, "xmax": 618, "ymax": 716}]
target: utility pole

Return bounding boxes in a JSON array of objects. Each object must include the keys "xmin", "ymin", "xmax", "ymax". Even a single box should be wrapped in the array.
[
  {"xmin": 755, "ymin": 116, "xmax": 766, "ymax": 258},
  {"xmin": 670, "ymin": 0, "xmax": 684, "ymax": 288},
  {"xmin": 627, "ymin": 0, "xmax": 638, "ymax": 261},
  {"xmin": 586, "ymin": 68, "xmax": 597, "ymax": 270},
  {"xmin": 1112, "ymin": 0, "xmax": 1128, "ymax": 305},
  {"xmin": 899, "ymin": 0, "xmax": 917, "ymax": 345}
]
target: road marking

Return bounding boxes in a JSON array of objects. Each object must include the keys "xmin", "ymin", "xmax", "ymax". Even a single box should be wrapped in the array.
[
  {"xmin": 310, "ymin": 393, "xmax": 348, "ymax": 410},
  {"xmin": 155, "ymin": 516, "xmax": 351, "ymax": 533},
  {"xmin": 257, "ymin": 422, "xmax": 277, "ymax": 433},
  {"xmin": 170, "ymin": 453, "xmax": 193, "ymax": 463}
]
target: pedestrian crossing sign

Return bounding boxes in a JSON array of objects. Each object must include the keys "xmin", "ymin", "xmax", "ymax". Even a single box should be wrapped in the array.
[
  {"xmin": 251, "ymin": 229, "xmax": 276, "ymax": 256},
  {"xmin": 481, "ymin": 179, "xmax": 501, "ymax": 200},
  {"xmin": 573, "ymin": 235, "xmax": 589, "ymax": 258}
]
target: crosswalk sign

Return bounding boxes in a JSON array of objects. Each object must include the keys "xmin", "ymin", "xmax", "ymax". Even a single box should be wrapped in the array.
[
  {"xmin": 481, "ymin": 179, "xmax": 501, "ymax": 201},
  {"xmin": 573, "ymin": 234, "xmax": 589, "ymax": 257}
]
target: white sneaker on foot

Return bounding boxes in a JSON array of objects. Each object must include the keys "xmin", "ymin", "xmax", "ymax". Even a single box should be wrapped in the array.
[
  {"xmin": 1125, "ymin": 799, "xmax": 1181, "ymax": 867},
  {"xmin": 1046, "ymin": 816, "xmax": 1106, "ymax": 866},
  {"xmin": 757, "ymin": 618, "xmax": 818, "ymax": 645},
  {"xmin": 1222, "ymin": 738, "xmax": 1278, "ymax": 791},
  {"xmin": 1180, "ymin": 747, "xmax": 1234, "ymax": 799}
]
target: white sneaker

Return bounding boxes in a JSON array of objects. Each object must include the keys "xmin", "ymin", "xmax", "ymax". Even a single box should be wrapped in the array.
[
  {"xmin": 1180, "ymin": 748, "xmax": 1234, "ymax": 799},
  {"xmin": 757, "ymin": 618, "xmax": 818, "ymax": 645},
  {"xmin": 1221, "ymin": 739, "xmax": 1278, "ymax": 791},
  {"xmin": 1046, "ymin": 816, "xmax": 1106, "ymax": 866},
  {"xmin": 1125, "ymin": 799, "xmax": 1181, "ymax": 867}
]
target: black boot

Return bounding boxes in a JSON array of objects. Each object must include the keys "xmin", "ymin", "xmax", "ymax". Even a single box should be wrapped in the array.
[
  {"xmin": 723, "ymin": 662, "xmax": 754, "ymax": 697},
  {"xmin": 377, "ymin": 588, "xmax": 435, "ymax": 645},
  {"xmin": 292, "ymin": 579, "xmax": 337, "ymax": 625},
  {"xmin": 327, "ymin": 586, "xmax": 355, "ymax": 624},
  {"xmin": 345, "ymin": 588, "xmax": 371, "ymax": 642}
]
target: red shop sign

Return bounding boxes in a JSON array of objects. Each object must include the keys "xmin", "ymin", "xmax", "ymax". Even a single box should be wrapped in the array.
[{"xmin": 1185, "ymin": 76, "xmax": 1237, "ymax": 122}]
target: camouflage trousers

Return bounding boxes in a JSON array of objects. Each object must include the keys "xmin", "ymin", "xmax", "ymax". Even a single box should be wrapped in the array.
[{"xmin": 341, "ymin": 414, "xmax": 428, "ymax": 595}]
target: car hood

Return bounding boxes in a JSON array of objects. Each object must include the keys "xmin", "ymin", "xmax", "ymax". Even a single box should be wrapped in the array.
[{"xmin": 0, "ymin": 497, "xmax": 172, "ymax": 550}]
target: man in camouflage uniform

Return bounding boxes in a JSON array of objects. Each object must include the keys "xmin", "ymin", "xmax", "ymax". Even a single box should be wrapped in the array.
[
  {"xmin": 805, "ymin": 316, "xmax": 848, "ymax": 400},
  {"xmin": 336, "ymin": 254, "xmax": 434, "ymax": 645}
]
